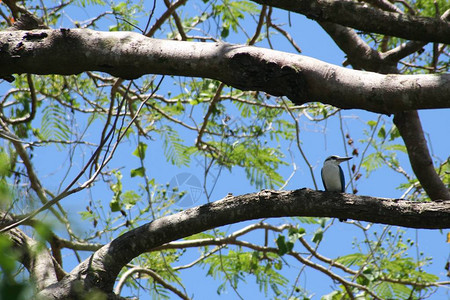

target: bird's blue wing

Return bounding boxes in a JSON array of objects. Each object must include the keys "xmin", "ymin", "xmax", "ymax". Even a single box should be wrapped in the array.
[
  {"xmin": 339, "ymin": 165, "xmax": 345, "ymax": 192},
  {"xmin": 321, "ymin": 167, "xmax": 327, "ymax": 191}
]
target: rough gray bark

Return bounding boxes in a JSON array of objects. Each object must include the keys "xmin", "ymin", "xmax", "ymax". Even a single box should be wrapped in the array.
[
  {"xmin": 1, "ymin": 29, "xmax": 450, "ymax": 114},
  {"xmin": 252, "ymin": 0, "xmax": 450, "ymax": 44},
  {"xmin": 35, "ymin": 188, "xmax": 450, "ymax": 299}
]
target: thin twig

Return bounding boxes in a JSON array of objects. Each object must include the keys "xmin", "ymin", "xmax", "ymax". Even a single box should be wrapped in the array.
[
  {"xmin": 195, "ymin": 83, "xmax": 224, "ymax": 148},
  {"xmin": 281, "ymin": 98, "xmax": 318, "ymax": 190}
]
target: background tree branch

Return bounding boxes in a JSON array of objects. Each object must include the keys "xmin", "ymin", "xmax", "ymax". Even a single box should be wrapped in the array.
[{"xmin": 252, "ymin": 0, "xmax": 450, "ymax": 44}]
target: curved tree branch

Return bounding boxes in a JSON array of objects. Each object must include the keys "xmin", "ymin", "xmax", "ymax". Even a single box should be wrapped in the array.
[
  {"xmin": 393, "ymin": 111, "xmax": 450, "ymax": 200},
  {"xmin": 318, "ymin": 21, "xmax": 395, "ymax": 72},
  {"xmin": 37, "ymin": 189, "xmax": 450, "ymax": 298},
  {"xmin": 1, "ymin": 29, "xmax": 450, "ymax": 114},
  {"xmin": 0, "ymin": 213, "xmax": 58, "ymax": 290},
  {"xmin": 252, "ymin": 0, "xmax": 450, "ymax": 44},
  {"xmin": 114, "ymin": 267, "xmax": 189, "ymax": 299}
]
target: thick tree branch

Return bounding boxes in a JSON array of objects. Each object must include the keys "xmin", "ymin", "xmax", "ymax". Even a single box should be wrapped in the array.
[
  {"xmin": 1, "ymin": 216, "xmax": 58, "ymax": 290},
  {"xmin": 37, "ymin": 189, "xmax": 450, "ymax": 298},
  {"xmin": 394, "ymin": 111, "xmax": 450, "ymax": 200},
  {"xmin": 318, "ymin": 21, "xmax": 395, "ymax": 72},
  {"xmin": 1, "ymin": 29, "xmax": 450, "ymax": 114},
  {"xmin": 252, "ymin": 0, "xmax": 450, "ymax": 44}
]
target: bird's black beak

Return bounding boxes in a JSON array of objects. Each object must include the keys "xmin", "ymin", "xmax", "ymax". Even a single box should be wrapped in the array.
[{"xmin": 337, "ymin": 156, "xmax": 352, "ymax": 162}]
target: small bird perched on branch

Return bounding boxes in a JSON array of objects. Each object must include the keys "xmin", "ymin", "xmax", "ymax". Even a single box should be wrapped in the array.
[{"xmin": 321, "ymin": 155, "xmax": 352, "ymax": 192}]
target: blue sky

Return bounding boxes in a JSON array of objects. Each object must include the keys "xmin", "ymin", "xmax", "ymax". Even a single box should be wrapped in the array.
[{"xmin": 1, "ymin": 1, "xmax": 449, "ymax": 299}]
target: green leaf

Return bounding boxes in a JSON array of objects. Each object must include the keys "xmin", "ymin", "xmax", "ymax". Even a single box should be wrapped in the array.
[
  {"xmin": 389, "ymin": 125, "xmax": 400, "ymax": 140},
  {"xmin": 130, "ymin": 167, "xmax": 145, "ymax": 178},
  {"xmin": 0, "ymin": 236, "xmax": 16, "ymax": 273},
  {"xmin": 367, "ymin": 120, "xmax": 378, "ymax": 128},
  {"xmin": 122, "ymin": 190, "xmax": 140, "ymax": 209},
  {"xmin": 336, "ymin": 253, "xmax": 366, "ymax": 267},
  {"xmin": 0, "ymin": 152, "xmax": 10, "ymax": 177},
  {"xmin": 362, "ymin": 153, "xmax": 384, "ymax": 176},
  {"xmin": 221, "ymin": 25, "xmax": 230, "ymax": 38},
  {"xmin": 312, "ymin": 228, "xmax": 323, "ymax": 244},
  {"xmin": 161, "ymin": 126, "xmax": 190, "ymax": 167},
  {"xmin": 385, "ymin": 144, "xmax": 407, "ymax": 153},
  {"xmin": 79, "ymin": 210, "xmax": 94, "ymax": 221},
  {"xmin": 321, "ymin": 290, "xmax": 343, "ymax": 300},
  {"xmin": 132, "ymin": 142, "xmax": 147, "ymax": 159},
  {"xmin": 34, "ymin": 222, "xmax": 52, "ymax": 242},
  {"xmin": 110, "ymin": 196, "xmax": 120, "ymax": 212},
  {"xmin": 288, "ymin": 227, "xmax": 306, "ymax": 242},
  {"xmin": 294, "ymin": 217, "xmax": 322, "ymax": 224},
  {"xmin": 41, "ymin": 103, "xmax": 71, "ymax": 148},
  {"xmin": 377, "ymin": 125, "xmax": 386, "ymax": 139},
  {"xmin": 276, "ymin": 235, "xmax": 293, "ymax": 255}
]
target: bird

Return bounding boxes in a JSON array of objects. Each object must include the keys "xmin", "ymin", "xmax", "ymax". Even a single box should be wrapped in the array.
[{"xmin": 321, "ymin": 155, "xmax": 352, "ymax": 192}]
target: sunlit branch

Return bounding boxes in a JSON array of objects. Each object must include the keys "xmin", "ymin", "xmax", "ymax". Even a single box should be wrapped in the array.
[
  {"xmin": 267, "ymin": 18, "xmax": 302, "ymax": 53},
  {"xmin": 27, "ymin": 139, "xmax": 98, "ymax": 147},
  {"xmin": 398, "ymin": 60, "xmax": 447, "ymax": 71},
  {"xmin": 146, "ymin": 0, "xmax": 187, "ymax": 37},
  {"xmin": 79, "ymin": 11, "xmax": 114, "ymax": 28},
  {"xmin": 115, "ymin": 266, "xmax": 189, "ymax": 299},
  {"xmin": 1, "ymin": 88, "xmax": 30, "ymax": 106},
  {"xmin": 174, "ymin": 245, "xmax": 225, "ymax": 271},
  {"xmin": 163, "ymin": 0, "xmax": 187, "ymax": 41},
  {"xmin": 52, "ymin": 236, "xmax": 102, "ymax": 252},
  {"xmin": 383, "ymin": 40, "xmax": 428, "ymax": 62},
  {"xmin": 127, "ymin": 95, "xmax": 152, "ymax": 138},
  {"xmin": 379, "ymin": 152, "xmax": 412, "ymax": 180},
  {"xmin": 3, "ymin": 29, "xmax": 450, "ymax": 113},
  {"xmin": 248, "ymin": 5, "xmax": 266, "ymax": 45},
  {"xmin": 299, "ymin": 236, "xmax": 358, "ymax": 275},
  {"xmin": 381, "ymin": 277, "xmax": 450, "ymax": 289},
  {"xmin": 362, "ymin": 0, "xmax": 404, "ymax": 14}
]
